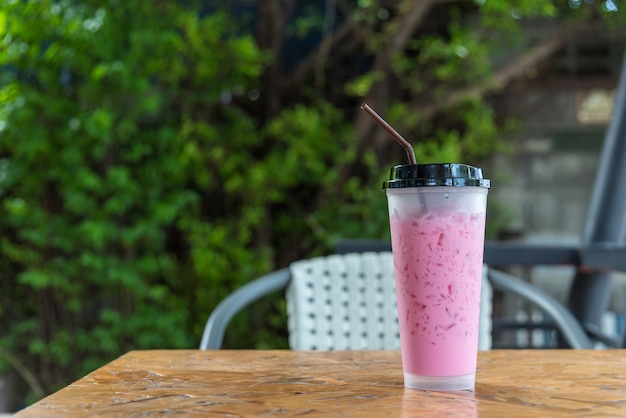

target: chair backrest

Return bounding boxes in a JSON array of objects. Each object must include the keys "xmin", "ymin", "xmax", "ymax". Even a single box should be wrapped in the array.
[
  {"xmin": 287, "ymin": 252, "xmax": 399, "ymax": 350},
  {"xmin": 286, "ymin": 252, "xmax": 492, "ymax": 351}
]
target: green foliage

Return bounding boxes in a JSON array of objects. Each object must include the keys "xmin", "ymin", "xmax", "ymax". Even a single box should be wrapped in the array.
[{"xmin": 0, "ymin": 0, "xmax": 268, "ymax": 402}]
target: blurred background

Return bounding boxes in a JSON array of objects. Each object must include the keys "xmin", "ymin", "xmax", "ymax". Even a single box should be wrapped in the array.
[{"xmin": 1, "ymin": 0, "xmax": 625, "ymax": 412}]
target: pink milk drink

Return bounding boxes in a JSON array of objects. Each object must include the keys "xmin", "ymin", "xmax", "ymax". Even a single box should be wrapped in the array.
[{"xmin": 384, "ymin": 163, "xmax": 490, "ymax": 391}]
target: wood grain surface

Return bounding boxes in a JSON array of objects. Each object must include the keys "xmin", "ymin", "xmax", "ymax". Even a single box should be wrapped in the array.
[{"xmin": 14, "ymin": 349, "xmax": 626, "ymax": 417}]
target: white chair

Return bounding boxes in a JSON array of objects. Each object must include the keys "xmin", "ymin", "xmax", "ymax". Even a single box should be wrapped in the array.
[
  {"xmin": 287, "ymin": 252, "xmax": 492, "ymax": 350},
  {"xmin": 200, "ymin": 252, "xmax": 500, "ymax": 350}
]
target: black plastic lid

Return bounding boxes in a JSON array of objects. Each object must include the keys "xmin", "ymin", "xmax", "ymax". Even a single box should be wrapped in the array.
[{"xmin": 383, "ymin": 163, "xmax": 491, "ymax": 189}]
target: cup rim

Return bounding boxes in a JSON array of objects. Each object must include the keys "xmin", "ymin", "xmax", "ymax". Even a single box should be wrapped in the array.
[{"xmin": 382, "ymin": 163, "xmax": 491, "ymax": 189}]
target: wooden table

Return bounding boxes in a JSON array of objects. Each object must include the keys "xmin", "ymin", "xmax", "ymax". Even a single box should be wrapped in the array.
[{"xmin": 14, "ymin": 350, "xmax": 626, "ymax": 417}]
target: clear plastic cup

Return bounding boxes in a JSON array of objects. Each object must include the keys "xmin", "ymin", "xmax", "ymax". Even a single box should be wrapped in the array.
[{"xmin": 384, "ymin": 163, "xmax": 491, "ymax": 391}]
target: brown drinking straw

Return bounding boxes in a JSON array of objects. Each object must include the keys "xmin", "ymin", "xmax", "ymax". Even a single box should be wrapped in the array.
[{"xmin": 361, "ymin": 103, "xmax": 417, "ymax": 165}]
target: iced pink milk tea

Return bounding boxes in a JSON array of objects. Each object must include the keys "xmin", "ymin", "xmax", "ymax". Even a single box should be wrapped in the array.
[
  {"xmin": 384, "ymin": 164, "xmax": 490, "ymax": 391},
  {"xmin": 390, "ymin": 206, "xmax": 486, "ymax": 376}
]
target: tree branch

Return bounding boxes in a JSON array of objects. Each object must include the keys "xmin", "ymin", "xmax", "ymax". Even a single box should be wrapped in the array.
[
  {"xmin": 287, "ymin": 3, "xmax": 365, "ymax": 88},
  {"xmin": 384, "ymin": 0, "xmax": 435, "ymax": 64},
  {"xmin": 414, "ymin": 16, "xmax": 592, "ymax": 121},
  {"xmin": 355, "ymin": 0, "xmax": 437, "ymax": 160},
  {"xmin": 0, "ymin": 347, "xmax": 45, "ymax": 400}
]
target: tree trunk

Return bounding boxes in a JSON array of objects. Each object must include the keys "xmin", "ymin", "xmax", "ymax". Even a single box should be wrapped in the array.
[{"xmin": 257, "ymin": 0, "xmax": 294, "ymax": 120}]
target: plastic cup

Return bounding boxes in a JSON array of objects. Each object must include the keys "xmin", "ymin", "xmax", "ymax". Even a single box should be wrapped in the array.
[{"xmin": 383, "ymin": 163, "xmax": 491, "ymax": 391}]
